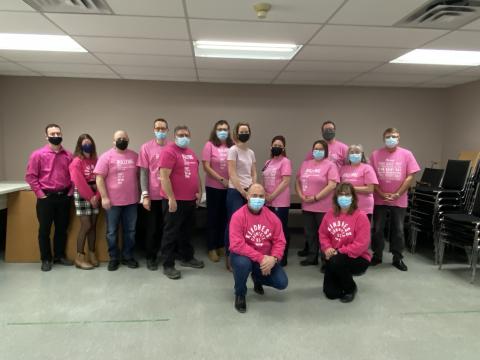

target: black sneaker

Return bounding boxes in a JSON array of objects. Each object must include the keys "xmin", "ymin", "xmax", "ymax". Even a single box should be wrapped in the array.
[
  {"xmin": 180, "ymin": 258, "xmax": 205, "ymax": 269},
  {"xmin": 146, "ymin": 258, "xmax": 158, "ymax": 271},
  {"xmin": 234, "ymin": 295, "xmax": 247, "ymax": 313},
  {"xmin": 41, "ymin": 260, "xmax": 52, "ymax": 272},
  {"xmin": 253, "ymin": 282, "xmax": 264, "ymax": 295},
  {"xmin": 392, "ymin": 258, "xmax": 408, "ymax": 271},
  {"xmin": 53, "ymin": 257, "xmax": 73, "ymax": 266},
  {"xmin": 340, "ymin": 286, "xmax": 357, "ymax": 303},
  {"xmin": 163, "ymin": 266, "xmax": 181, "ymax": 280},
  {"xmin": 297, "ymin": 248, "xmax": 309, "ymax": 257},
  {"xmin": 370, "ymin": 257, "xmax": 382, "ymax": 266},
  {"xmin": 300, "ymin": 258, "xmax": 318, "ymax": 266},
  {"xmin": 108, "ymin": 260, "xmax": 120, "ymax": 271},
  {"xmin": 121, "ymin": 258, "xmax": 139, "ymax": 269}
]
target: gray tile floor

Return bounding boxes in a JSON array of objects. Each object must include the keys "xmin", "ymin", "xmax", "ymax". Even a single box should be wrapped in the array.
[{"xmin": 1, "ymin": 235, "xmax": 480, "ymax": 360}]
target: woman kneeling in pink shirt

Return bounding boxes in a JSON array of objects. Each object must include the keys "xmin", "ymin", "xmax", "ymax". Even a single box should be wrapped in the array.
[{"xmin": 319, "ymin": 182, "xmax": 371, "ymax": 303}]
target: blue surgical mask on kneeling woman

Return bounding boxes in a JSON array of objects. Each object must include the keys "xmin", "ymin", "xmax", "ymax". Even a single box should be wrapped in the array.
[
  {"xmin": 249, "ymin": 197, "xmax": 265, "ymax": 211},
  {"xmin": 337, "ymin": 195, "xmax": 353, "ymax": 209},
  {"xmin": 312, "ymin": 149, "xmax": 325, "ymax": 160}
]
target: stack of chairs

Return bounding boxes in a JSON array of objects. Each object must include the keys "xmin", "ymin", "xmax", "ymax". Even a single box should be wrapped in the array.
[
  {"xmin": 438, "ymin": 182, "xmax": 480, "ymax": 283},
  {"xmin": 409, "ymin": 160, "xmax": 471, "ymax": 260}
]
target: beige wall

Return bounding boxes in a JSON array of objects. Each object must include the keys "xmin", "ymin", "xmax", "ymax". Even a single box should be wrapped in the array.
[
  {"xmin": 0, "ymin": 76, "xmax": 448, "ymax": 181},
  {"xmin": 443, "ymin": 80, "xmax": 480, "ymax": 163}
]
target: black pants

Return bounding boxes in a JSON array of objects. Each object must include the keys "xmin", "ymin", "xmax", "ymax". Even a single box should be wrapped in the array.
[
  {"xmin": 303, "ymin": 211, "xmax": 325, "ymax": 262},
  {"xmin": 268, "ymin": 206, "xmax": 290, "ymax": 260},
  {"xmin": 372, "ymin": 205, "xmax": 407, "ymax": 260},
  {"xmin": 206, "ymin": 186, "xmax": 227, "ymax": 251},
  {"xmin": 323, "ymin": 253, "xmax": 369, "ymax": 299},
  {"xmin": 161, "ymin": 200, "xmax": 196, "ymax": 268},
  {"xmin": 36, "ymin": 194, "xmax": 71, "ymax": 261},
  {"xmin": 145, "ymin": 200, "xmax": 163, "ymax": 260}
]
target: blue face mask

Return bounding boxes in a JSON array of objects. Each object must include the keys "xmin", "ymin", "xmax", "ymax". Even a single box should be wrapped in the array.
[
  {"xmin": 349, "ymin": 153, "xmax": 362, "ymax": 164},
  {"xmin": 216, "ymin": 130, "xmax": 228, "ymax": 141},
  {"xmin": 337, "ymin": 195, "xmax": 353, "ymax": 209},
  {"xmin": 385, "ymin": 136, "xmax": 399, "ymax": 148},
  {"xmin": 175, "ymin": 136, "xmax": 190, "ymax": 148},
  {"xmin": 81, "ymin": 143, "xmax": 93, "ymax": 154},
  {"xmin": 312, "ymin": 149, "xmax": 325, "ymax": 160},
  {"xmin": 155, "ymin": 131, "xmax": 167, "ymax": 140},
  {"xmin": 249, "ymin": 197, "xmax": 265, "ymax": 211}
]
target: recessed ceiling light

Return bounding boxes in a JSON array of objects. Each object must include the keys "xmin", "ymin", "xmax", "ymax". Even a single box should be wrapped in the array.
[
  {"xmin": 0, "ymin": 33, "xmax": 87, "ymax": 52},
  {"xmin": 390, "ymin": 49, "xmax": 480, "ymax": 66},
  {"xmin": 193, "ymin": 40, "xmax": 302, "ymax": 60}
]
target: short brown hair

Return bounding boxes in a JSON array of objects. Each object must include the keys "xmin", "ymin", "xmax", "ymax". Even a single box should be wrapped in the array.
[
  {"xmin": 45, "ymin": 123, "xmax": 61, "ymax": 135},
  {"xmin": 154, "ymin": 118, "xmax": 168, "ymax": 128},
  {"xmin": 174, "ymin": 125, "xmax": 190, "ymax": 135},
  {"xmin": 332, "ymin": 182, "xmax": 358, "ymax": 216},
  {"xmin": 322, "ymin": 121, "xmax": 336, "ymax": 131},
  {"xmin": 383, "ymin": 127, "xmax": 399, "ymax": 138}
]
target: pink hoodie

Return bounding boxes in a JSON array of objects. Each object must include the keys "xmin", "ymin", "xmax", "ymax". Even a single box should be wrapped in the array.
[
  {"xmin": 69, "ymin": 157, "xmax": 100, "ymax": 201},
  {"xmin": 319, "ymin": 209, "xmax": 371, "ymax": 261},
  {"xmin": 229, "ymin": 205, "xmax": 286, "ymax": 263}
]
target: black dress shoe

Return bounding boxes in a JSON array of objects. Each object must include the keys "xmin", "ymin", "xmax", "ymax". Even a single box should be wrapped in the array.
[
  {"xmin": 370, "ymin": 257, "xmax": 382, "ymax": 266},
  {"xmin": 53, "ymin": 257, "xmax": 73, "ymax": 266},
  {"xmin": 392, "ymin": 258, "xmax": 408, "ymax": 271},
  {"xmin": 300, "ymin": 258, "xmax": 318, "ymax": 266},
  {"xmin": 41, "ymin": 260, "xmax": 52, "ymax": 272},
  {"xmin": 297, "ymin": 248, "xmax": 309, "ymax": 257},
  {"xmin": 108, "ymin": 260, "xmax": 120, "ymax": 271},
  {"xmin": 253, "ymin": 282, "xmax": 265, "ymax": 295},
  {"xmin": 340, "ymin": 287, "xmax": 357, "ymax": 303},
  {"xmin": 146, "ymin": 259, "xmax": 158, "ymax": 271},
  {"xmin": 234, "ymin": 295, "xmax": 247, "ymax": 313},
  {"xmin": 121, "ymin": 258, "xmax": 139, "ymax": 269}
]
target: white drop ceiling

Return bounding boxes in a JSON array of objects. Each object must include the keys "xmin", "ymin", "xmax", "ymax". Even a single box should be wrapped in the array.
[{"xmin": 0, "ymin": 0, "xmax": 479, "ymax": 88}]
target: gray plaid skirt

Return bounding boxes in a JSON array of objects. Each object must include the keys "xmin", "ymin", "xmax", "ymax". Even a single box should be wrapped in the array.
[{"xmin": 73, "ymin": 187, "xmax": 99, "ymax": 216}]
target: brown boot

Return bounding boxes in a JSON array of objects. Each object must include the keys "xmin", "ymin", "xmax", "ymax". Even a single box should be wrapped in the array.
[
  {"xmin": 216, "ymin": 247, "xmax": 225, "ymax": 257},
  {"xmin": 75, "ymin": 253, "xmax": 94, "ymax": 270},
  {"xmin": 89, "ymin": 251, "xmax": 99, "ymax": 267},
  {"xmin": 208, "ymin": 250, "xmax": 220, "ymax": 262}
]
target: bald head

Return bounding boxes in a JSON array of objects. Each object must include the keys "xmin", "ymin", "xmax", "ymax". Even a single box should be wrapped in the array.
[
  {"xmin": 113, "ymin": 130, "xmax": 128, "ymax": 141},
  {"xmin": 113, "ymin": 130, "xmax": 129, "ymax": 151},
  {"xmin": 248, "ymin": 183, "xmax": 265, "ymax": 198}
]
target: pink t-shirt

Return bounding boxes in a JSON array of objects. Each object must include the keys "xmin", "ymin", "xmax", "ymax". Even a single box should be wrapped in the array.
[
  {"xmin": 159, "ymin": 143, "xmax": 199, "ymax": 201},
  {"xmin": 94, "ymin": 148, "xmax": 139, "ymax": 206},
  {"xmin": 227, "ymin": 145, "xmax": 256, "ymax": 189},
  {"xmin": 319, "ymin": 209, "xmax": 371, "ymax": 261},
  {"xmin": 297, "ymin": 159, "xmax": 339, "ymax": 213},
  {"xmin": 137, "ymin": 139, "xmax": 170, "ymax": 200},
  {"xmin": 262, "ymin": 156, "xmax": 292, "ymax": 208},
  {"xmin": 202, "ymin": 141, "xmax": 229, "ymax": 190},
  {"xmin": 340, "ymin": 163, "xmax": 379, "ymax": 214},
  {"xmin": 304, "ymin": 139, "xmax": 349, "ymax": 169},
  {"xmin": 229, "ymin": 205, "xmax": 286, "ymax": 263},
  {"xmin": 369, "ymin": 147, "xmax": 421, "ymax": 208}
]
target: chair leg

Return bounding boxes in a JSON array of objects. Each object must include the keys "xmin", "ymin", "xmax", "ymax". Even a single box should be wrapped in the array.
[
  {"xmin": 438, "ymin": 239, "xmax": 445, "ymax": 270},
  {"xmin": 410, "ymin": 228, "xmax": 417, "ymax": 254},
  {"xmin": 433, "ymin": 232, "xmax": 439, "ymax": 265},
  {"xmin": 470, "ymin": 237, "xmax": 479, "ymax": 284}
]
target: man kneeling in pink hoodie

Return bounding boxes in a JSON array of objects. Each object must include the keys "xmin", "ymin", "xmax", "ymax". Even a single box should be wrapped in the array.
[{"xmin": 229, "ymin": 183, "xmax": 288, "ymax": 313}]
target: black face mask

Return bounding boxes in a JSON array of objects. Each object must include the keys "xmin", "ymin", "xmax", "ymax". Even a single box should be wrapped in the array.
[
  {"xmin": 271, "ymin": 147, "xmax": 283, "ymax": 157},
  {"xmin": 238, "ymin": 133, "xmax": 250, "ymax": 143},
  {"xmin": 116, "ymin": 138, "xmax": 129, "ymax": 150},
  {"xmin": 48, "ymin": 136, "xmax": 63, "ymax": 146},
  {"xmin": 322, "ymin": 128, "xmax": 335, "ymax": 141}
]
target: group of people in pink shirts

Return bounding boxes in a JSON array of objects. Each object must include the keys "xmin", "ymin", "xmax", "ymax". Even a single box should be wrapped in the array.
[{"xmin": 25, "ymin": 119, "xmax": 420, "ymax": 313}]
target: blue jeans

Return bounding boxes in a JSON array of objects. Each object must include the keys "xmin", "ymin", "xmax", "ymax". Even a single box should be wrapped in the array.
[
  {"xmin": 224, "ymin": 188, "xmax": 247, "ymax": 255},
  {"xmin": 231, "ymin": 253, "xmax": 288, "ymax": 296},
  {"xmin": 105, "ymin": 204, "xmax": 137, "ymax": 260}
]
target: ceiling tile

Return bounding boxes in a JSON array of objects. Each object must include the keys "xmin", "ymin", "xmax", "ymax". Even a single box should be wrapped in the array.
[
  {"xmin": 199, "ymin": 77, "xmax": 272, "ymax": 84},
  {"xmin": 348, "ymin": 81, "xmax": 419, "ymax": 88},
  {"xmin": 310, "ymin": 25, "xmax": 447, "ymax": 48},
  {"xmin": 453, "ymin": 67, "xmax": 480, "ymax": 77},
  {"xmin": 19, "ymin": 62, "xmax": 115, "ymax": 74},
  {"xmin": 330, "ymin": 0, "xmax": 426, "ymax": 26},
  {"xmin": 39, "ymin": 72, "xmax": 120, "ymax": 79},
  {"xmin": 295, "ymin": 45, "xmax": 408, "ymax": 62},
  {"xmin": 111, "ymin": 66, "xmax": 196, "ymax": 77},
  {"xmin": 285, "ymin": 60, "xmax": 381, "ymax": 72},
  {"xmin": 73, "ymin": 37, "xmax": 192, "ymax": 56},
  {"xmin": 0, "ymin": 11, "xmax": 64, "ymax": 34},
  {"xmin": 107, "ymin": 0, "xmax": 185, "ymax": 17},
  {"xmin": 0, "ymin": 0, "xmax": 35, "ymax": 11},
  {"xmin": 123, "ymin": 74, "xmax": 197, "ymax": 82},
  {"xmin": 0, "ymin": 50, "xmax": 101, "ymax": 64},
  {"xmin": 423, "ymin": 31, "xmax": 480, "ymax": 51},
  {"xmin": 197, "ymin": 68, "xmax": 278, "ymax": 80},
  {"xmin": 196, "ymin": 58, "xmax": 288, "ymax": 71},
  {"xmin": 422, "ymin": 74, "xmax": 480, "ymax": 85},
  {"xmin": 186, "ymin": 0, "xmax": 343, "ymax": 23},
  {"xmin": 276, "ymin": 71, "xmax": 359, "ymax": 82},
  {"xmin": 351, "ymin": 72, "xmax": 436, "ymax": 84},
  {"xmin": 273, "ymin": 79, "xmax": 345, "ymax": 85},
  {"xmin": 461, "ymin": 18, "xmax": 480, "ymax": 30},
  {"xmin": 373, "ymin": 63, "xmax": 470, "ymax": 76},
  {"xmin": 46, "ymin": 14, "xmax": 189, "ymax": 39},
  {"xmin": 190, "ymin": 19, "xmax": 320, "ymax": 43},
  {"xmin": 0, "ymin": 62, "xmax": 32, "ymax": 71},
  {"xmin": 0, "ymin": 71, "xmax": 40, "ymax": 76},
  {"xmin": 95, "ymin": 53, "xmax": 194, "ymax": 67}
]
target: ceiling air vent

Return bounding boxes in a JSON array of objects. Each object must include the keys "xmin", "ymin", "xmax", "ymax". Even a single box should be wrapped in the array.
[
  {"xmin": 23, "ymin": 0, "xmax": 113, "ymax": 14},
  {"xmin": 396, "ymin": 0, "xmax": 480, "ymax": 29}
]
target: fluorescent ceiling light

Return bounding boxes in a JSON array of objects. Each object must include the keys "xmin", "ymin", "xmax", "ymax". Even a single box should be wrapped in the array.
[
  {"xmin": 193, "ymin": 40, "xmax": 302, "ymax": 60},
  {"xmin": 390, "ymin": 49, "xmax": 480, "ymax": 66},
  {"xmin": 0, "ymin": 33, "xmax": 87, "ymax": 52}
]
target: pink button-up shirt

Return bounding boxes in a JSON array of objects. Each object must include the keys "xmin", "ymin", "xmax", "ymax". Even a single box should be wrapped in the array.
[{"xmin": 25, "ymin": 144, "xmax": 73, "ymax": 198}]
